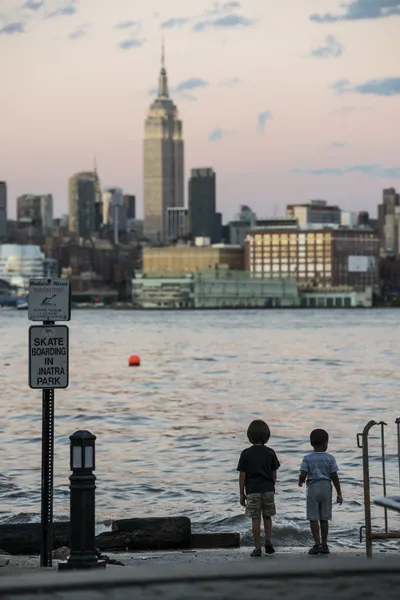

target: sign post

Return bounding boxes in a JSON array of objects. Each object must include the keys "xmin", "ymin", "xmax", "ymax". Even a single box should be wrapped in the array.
[{"xmin": 28, "ymin": 278, "xmax": 71, "ymax": 568}]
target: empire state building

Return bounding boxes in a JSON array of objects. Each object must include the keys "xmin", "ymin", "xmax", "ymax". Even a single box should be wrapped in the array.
[{"xmin": 143, "ymin": 45, "xmax": 184, "ymax": 243}]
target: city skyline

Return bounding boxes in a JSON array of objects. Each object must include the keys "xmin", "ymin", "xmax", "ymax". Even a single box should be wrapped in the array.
[{"xmin": 1, "ymin": 0, "xmax": 399, "ymax": 221}]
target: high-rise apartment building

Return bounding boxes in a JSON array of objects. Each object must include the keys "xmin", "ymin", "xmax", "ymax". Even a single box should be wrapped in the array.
[
  {"xmin": 69, "ymin": 170, "xmax": 101, "ymax": 239},
  {"xmin": 0, "ymin": 182, "xmax": 7, "ymax": 240},
  {"xmin": 16, "ymin": 194, "xmax": 53, "ymax": 234},
  {"xmin": 143, "ymin": 44, "xmax": 184, "ymax": 243},
  {"xmin": 188, "ymin": 168, "xmax": 217, "ymax": 242},
  {"xmin": 123, "ymin": 195, "xmax": 136, "ymax": 220}
]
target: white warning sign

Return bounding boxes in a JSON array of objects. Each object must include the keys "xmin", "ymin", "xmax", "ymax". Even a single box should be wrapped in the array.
[
  {"xmin": 28, "ymin": 278, "xmax": 71, "ymax": 322},
  {"xmin": 29, "ymin": 325, "xmax": 69, "ymax": 389}
]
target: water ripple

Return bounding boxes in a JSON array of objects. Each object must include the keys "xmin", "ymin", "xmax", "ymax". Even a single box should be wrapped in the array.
[{"xmin": 0, "ymin": 309, "xmax": 400, "ymax": 548}]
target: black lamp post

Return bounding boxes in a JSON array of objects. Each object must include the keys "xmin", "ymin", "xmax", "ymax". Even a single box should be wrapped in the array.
[{"xmin": 59, "ymin": 430, "xmax": 106, "ymax": 570}]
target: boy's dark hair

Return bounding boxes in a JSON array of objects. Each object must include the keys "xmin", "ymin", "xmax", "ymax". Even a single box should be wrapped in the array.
[
  {"xmin": 310, "ymin": 429, "xmax": 329, "ymax": 447},
  {"xmin": 247, "ymin": 420, "xmax": 271, "ymax": 445}
]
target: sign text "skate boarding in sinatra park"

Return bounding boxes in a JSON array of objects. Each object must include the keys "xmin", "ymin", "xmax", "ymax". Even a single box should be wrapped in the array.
[
  {"xmin": 29, "ymin": 325, "xmax": 69, "ymax": 389},
  {"xmin": 28, "ymin": 278, "xmax": 71, "ymax": 322},
  {"xmin": 27, "ymin": 278, "xmax": 71, "ymax": 567}
]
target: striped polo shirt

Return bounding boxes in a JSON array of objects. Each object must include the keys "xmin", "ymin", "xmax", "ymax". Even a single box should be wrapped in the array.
[{"xmin": 300, "ymin": 451, "xmax": 339, "ymax": 486}]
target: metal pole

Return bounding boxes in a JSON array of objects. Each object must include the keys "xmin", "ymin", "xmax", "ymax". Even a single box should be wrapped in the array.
[
  {"xmin": 40, "ymin": 319, "xmax": 55, "ymax": 568},
  {"xmin": 357, "ymin": 421, "xmax": 377, "ymax": 558},
  {"xmin": 40, "ymin": 387, "xmax": 54, "ymax": 567},
  {"xmin": 362, "ymin": 431, "xmax": 372, "ymax": 558},
  {"xmin": 396, "ymin": 418, "xmax": 400, "ymax": 488},
  {"xmin": 380, "ymin": 422, "xmax": 388, "ymax": 533}
]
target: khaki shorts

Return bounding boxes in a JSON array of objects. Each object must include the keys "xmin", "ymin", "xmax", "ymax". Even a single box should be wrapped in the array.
[{"xmin": 245, "ymin": 492, "xmax": 276, "ymax": 519}]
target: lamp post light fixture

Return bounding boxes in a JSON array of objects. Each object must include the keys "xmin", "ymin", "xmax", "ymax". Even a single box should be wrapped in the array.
[
  {"xmin": 59, "ymin": 430, "xmax": 106, "ymax": 571},
  {"xmin": 71, "ymin": 429, "xmax": 95, "ymax": 471}
]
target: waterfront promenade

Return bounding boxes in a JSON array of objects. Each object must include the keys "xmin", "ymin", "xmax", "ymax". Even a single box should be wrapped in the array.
[{"xmin": 0, "ymin": 550, "xmax": 399, "ymax": 599}]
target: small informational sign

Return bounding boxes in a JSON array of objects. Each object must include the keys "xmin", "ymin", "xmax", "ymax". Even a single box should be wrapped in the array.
[
  {"xmin": 29, "ymin": 325, "xmax": 69, "ymax": 389},
  {"xmin": 28, "ymin": 279, "xmax": 71, "ymax": 322}
]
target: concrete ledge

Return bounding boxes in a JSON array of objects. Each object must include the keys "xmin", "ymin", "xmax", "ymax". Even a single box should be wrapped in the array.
[{"xmin": 0, "ymin": 555, "xmax": 399, "ymax": 596}]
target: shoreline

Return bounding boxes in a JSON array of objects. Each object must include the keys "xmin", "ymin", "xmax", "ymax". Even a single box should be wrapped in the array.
[{"xmin": 0, "ymin": 546, "xmax": 380, "ymax": 574}]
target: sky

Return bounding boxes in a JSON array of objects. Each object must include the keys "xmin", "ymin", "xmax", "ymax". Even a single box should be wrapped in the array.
[{"xmin": 1, "ymin": 0, "xmax": 400, "ymax": 221}]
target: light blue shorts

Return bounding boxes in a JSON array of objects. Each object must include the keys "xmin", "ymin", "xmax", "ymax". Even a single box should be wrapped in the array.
[{"xmin": 306, "ymin": 481, "xmax": 332, "ymax": 521}]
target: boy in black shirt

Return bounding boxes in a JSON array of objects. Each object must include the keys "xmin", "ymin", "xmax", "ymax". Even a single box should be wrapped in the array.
[{"xmin": 237, "ymin": 420, "xmax": 280, "ymax": 557}]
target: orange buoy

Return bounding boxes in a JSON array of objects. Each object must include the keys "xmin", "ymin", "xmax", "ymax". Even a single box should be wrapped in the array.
[{"xmin": 128, "ymin": 355, "xmax": 141, "ymax": 367}]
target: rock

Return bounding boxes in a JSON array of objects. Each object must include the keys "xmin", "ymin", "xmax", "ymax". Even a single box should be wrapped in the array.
[
  {"xmin": 52, "ymin": 546, "xmax": 70, "ymax": 560},
  {"xmin": 110, "ymin": 517, "xmax": 191, "ymax": 550},
  {"xmin": 0, "ymin": 522, "xmax": 70, "ymax": 555},
  {"xmin": 95, "ymin": 532, "xmax": 132, "ymax": 551},
  {"xmin": 0, "ymin": 559, "xmax": 10, "ymax": 567}
]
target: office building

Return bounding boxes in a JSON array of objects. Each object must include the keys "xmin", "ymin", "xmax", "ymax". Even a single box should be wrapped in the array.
[
  {"xmin": 286, "ymin": 200, "xmax": 341, "ymax": 226},
  {"xmin": 378, "ymin": 188, "xmax": 400, "ymax": 256},
  {"xmin": 143, "ymin": 44, "xmax": 184, "ymax": 243},
  {"xmin": 228, "ymin": 205, "xmax": 257, "ymax": 247},
  {"xmin": 16, "ymin": 194, "xmax": 53, "ymax": 234},
  {"xmin": 188, "ymin": 168, "xmax": 217, "ymax": 241},
  {"xmin": 143, "ymin": 244, "xmax": 244, "ymax": 273},
  {"xmin": 103, "ymin": 188, "xmax": 123, "ymax": 226},
  {"xmin": 123, "ymin": 195, "xmax": 136, "ymax": 220},
  {"xmin": 167, "ymin": 207, "xmax": 189, "ymax": 242},
  {"xmin": 103, "ymin": 188, "xmax": 127, "ymax": 243},
  {"xmin": 245, "ymin": 226, "xmax": 379, "ymax": 289},
  {"xmin": 132, "ymin": 269, "xmax": 300, "ymax": 309},
  {"xmin": 341, "ymin": 211, "xmax": 358, "ymax": 228},
  {"xmin": 69, "ymin": 170, "xmax": 101, "ymax": 239},
  {"xmin": 127, "ymin": 219, "xmax": 144, "ymax": 239},
  {"xmin": 0, "ymin": 244, "xmax": 56, "ymax": 291},
  {"xmin": 358, "ymin": 211, "xmax": 371, "ymax": 227},
  {"xmin": 40, "ymin": 194, "xmax": 53, "ymax": 234},
  {"xmin": 214, "ymin": 212, "xmax": 222, "ymax": 243},
  {"xmin": 94, "ymin": 201, "xmax": 103, "ymax": 232},
  {"xmin": 0, "ymin": 182, "xmax": 6, "ymax": 240}
]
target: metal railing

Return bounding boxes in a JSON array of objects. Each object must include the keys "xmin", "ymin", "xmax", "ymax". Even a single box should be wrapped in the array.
[{"xmin": 357, "ymin": 419, "xmax": 400, "ymax": 557}]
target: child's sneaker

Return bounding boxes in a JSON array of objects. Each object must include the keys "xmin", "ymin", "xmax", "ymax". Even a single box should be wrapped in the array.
[
  {"xmin": 265, "ymin": 542, "xmax": 275, "ymax": 554},
  {"xmin": 250, "ymin": 548, "xmax": 262, "ymax": 557},
  {"xmin": 321, "ymin": 545, "xmax": 330, "ymax": 554}
]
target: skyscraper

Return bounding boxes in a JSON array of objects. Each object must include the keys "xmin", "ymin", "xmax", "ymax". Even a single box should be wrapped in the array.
[
  {"xmin": 143, "ymin": 43, "xmax": 184, "ymax": 243},
  {"xmin": 69, "ymin": 170, "xmax": 101, "ymax": 239},
  {"xmin": 17, "ymin": 194, "xmax": 53, "ymax": 234},
  {"xmin": 103, "ymin": 188, "xmax": 127, "ymax": 243},
  {"xmin": 0, "ymin": 182, "xmax": 7, "ymax": 240},
  {"xmin": 123, "ymin": 195, "xmax": 136, "ymax": 220},
  {"xmin": 188, "ymin": 168, "xmax": 217, "ymax": 242}
]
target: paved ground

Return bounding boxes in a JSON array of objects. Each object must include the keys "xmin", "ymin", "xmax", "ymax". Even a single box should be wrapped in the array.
[
  {"xmin": 0, "ymin": 546, "xmax": 370, "ymax": 573},
  {"xmin": 0, "ymin": 552, "xmax": 399, "ymax": 599}
]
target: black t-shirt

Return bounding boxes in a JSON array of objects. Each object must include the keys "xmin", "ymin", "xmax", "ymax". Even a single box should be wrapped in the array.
[{"xmin": 237, "ymin": 445, "xmax": 280, "ymax": 494}]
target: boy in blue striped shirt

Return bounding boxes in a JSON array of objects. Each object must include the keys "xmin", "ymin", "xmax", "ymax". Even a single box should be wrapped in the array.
[{"xmin": 298, "ymin": 429, "xmax": 343, "ymax": 555}]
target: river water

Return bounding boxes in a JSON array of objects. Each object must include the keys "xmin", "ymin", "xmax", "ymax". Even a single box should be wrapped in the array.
[{"xmin": 0, "ymin": 308, "xmax": 399, "ymax": 549}]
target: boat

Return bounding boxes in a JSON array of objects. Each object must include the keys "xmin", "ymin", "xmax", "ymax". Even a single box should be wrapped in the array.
[{"xmin": 16, "ymin": 296, "xmax": 28, "ymax": 310}]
